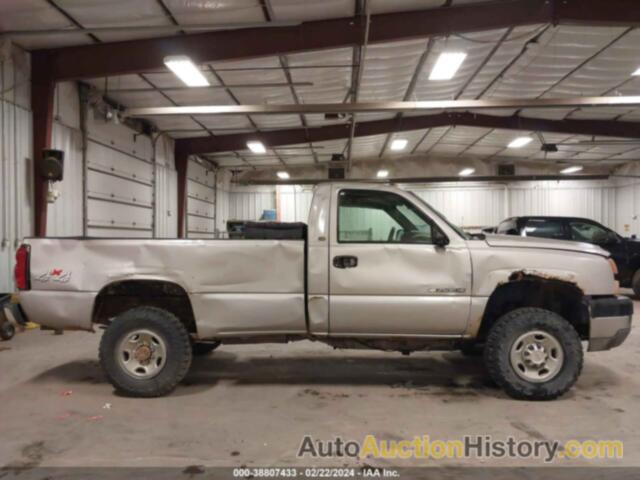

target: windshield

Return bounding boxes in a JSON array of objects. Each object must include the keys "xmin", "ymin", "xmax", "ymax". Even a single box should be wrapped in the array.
[{"xmin": 408, "ymin": 192, "xmax": 470, "ymax": 240}]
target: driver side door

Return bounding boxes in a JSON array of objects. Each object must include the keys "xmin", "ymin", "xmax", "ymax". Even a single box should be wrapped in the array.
[{"xmin": 328, "ymin": 187, "xmax": 471, "ymax": 337}]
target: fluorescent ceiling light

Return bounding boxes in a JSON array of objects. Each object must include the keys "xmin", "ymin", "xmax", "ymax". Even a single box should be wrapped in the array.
[
  {"xmin": 164, "ymin": 55, "xmax": 210, "ymax": 87},
  {"xmin": 633, "ymin": 67, "xmax": 640, "ymax": 76},
  {"xmin": 377, "ymin": 170, "xmax": 389, "ymax": 178},
  {"xmin": 561, "ymin": 165, "xmax": 583, "ymax": 174},
  {"xmin": 459, "ymin": 167, "xmax": 475, "ymax": 176},
  {"xmin": 247, "ymin": 141, "xmax": 266, "ymax": 154},
  {"xmin": 508, "ymin": 137, "xmax": 533, "ymax": 148},
  {"xmin": 277, "ymin": 171, "xmax": 290, "ymax": 179},
  {"xmin": 429, "ymin": 52, "xmax": 467, "ymax": 81},
  {"xmin": 390, "ymin": 139, "xmax": 408, "ymax": 151}
]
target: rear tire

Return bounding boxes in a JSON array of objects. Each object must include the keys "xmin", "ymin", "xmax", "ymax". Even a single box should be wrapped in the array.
[
  {"xmin": 99, "ymin": 306, "xmax": 192, "ymax": 397},
  {"xmin": 632, "ymin": 270, "xmax": 640, "ymax": 297},
  {"xmin": 0, "ymin": 322, "xmax": 15, "ymax": 341},
  {"xmin": 484, "ymin": 307, "xmax": 583, "ymax": 400},
  {"xmin": 192, "ymin": 341, "xmax": 220, "ymax": 356}
]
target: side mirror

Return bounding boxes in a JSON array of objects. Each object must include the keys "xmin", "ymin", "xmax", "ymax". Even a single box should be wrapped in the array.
[{"xmin": 433, "ymin": 230, "xmax": 450, "ymax": 248}]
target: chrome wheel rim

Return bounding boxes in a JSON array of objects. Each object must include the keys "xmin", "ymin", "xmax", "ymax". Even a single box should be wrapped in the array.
[
  {"xmin": 509, "ymin": 330, "xmax": 564, "ymax": 383},
  {"xmin": 116, "ymin": 329, "xmax": 167, "ymax": 379}
]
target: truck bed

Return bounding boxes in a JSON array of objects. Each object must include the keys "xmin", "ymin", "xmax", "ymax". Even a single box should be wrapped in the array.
[{"xmin": 19, "ymin": 237, "xmax": 307, "ymax": 337}]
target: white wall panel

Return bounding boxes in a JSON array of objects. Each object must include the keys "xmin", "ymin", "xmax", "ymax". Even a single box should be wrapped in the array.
[
  {"xmin": 0, "ymin": 48, "xmax": 32, "ymax": 292},
  {"xmin": 46, "ymin": 122, "xmax": 83, "ymax": 237},
  {"xmin": 508, "ymin": 181, "xmax": 617, "ymax": 229},
  {"xmin": 187, "ymin": 159, "xmax": 215, "ymax": 238},
  {"xmin": 155, "ymin": 164, "xmax": 177, "ymax": 238},
  {"xmin": 228, "ymin": 186, "xmax": 276, "ymax": 221},
  {"xmin": 278, "ymin": 186, "xmax": 314, "ymax": 222},
  {"xmin": 613, "ymin": 166, "xmax": 640, "ymax": 236},
  {"xmin": 409, "ymin": 184, "xmax": 508, "ymax": 228},
  {"xmin": 242, "ymin": 181, "xmax": 621, "ymax": 235},
  {"xmin": 0, "ymin": 98, "xmax": 32, "ymax": 292}
]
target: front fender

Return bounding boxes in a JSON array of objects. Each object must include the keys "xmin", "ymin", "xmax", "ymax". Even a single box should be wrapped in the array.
[{"xmin": 470, "ymin": 245, "xmax": 615, "ymax": 296}]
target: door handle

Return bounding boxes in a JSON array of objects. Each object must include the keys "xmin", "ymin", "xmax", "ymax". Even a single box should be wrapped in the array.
[{"xmin": 333, "ymin": 255, "xmax": 358, "ymax": 269}]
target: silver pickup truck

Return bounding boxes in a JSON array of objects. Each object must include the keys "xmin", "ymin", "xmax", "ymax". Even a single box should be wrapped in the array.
[{"xmin": 15, "ymin": 183, "xmax": 632, "ymax": 400}]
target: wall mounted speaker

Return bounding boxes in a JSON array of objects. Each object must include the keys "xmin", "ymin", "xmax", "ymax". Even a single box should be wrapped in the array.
[
  {"xmin": 497, "ymin": 164, "xmax": 515, "ymax": 176},
  {"xmin": 41, "ymin": 149, "xmax": 64, "ymax": 181}
]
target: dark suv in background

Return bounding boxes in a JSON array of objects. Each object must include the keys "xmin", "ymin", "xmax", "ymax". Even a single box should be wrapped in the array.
[{"xmin": 496, "ymin": 216, "xmax": 640, "ymax": 296}]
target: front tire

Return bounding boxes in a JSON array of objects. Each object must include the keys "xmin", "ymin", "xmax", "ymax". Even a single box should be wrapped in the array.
[
  {"xmin": 484, "ymin": 308, "xmax": 583, "ymax": 400},
  {"xmin": 99, "ymin": 307, "xmax": 192, "ymax": 397}
]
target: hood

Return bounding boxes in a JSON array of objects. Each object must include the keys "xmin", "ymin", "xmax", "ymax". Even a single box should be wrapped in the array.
[{"xmin": 484, "ymin": 234, "xmax": 610, "ymax": 257}]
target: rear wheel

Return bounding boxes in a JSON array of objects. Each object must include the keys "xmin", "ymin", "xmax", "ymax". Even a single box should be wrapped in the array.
[
  {"xmin": 484, "ymin": 307, "xmax": 583, "ymax": 400},
  {"xmin": 99, "ymin": 306, "xmax": 192, "ymax": 397},
  {"xmin": 0, "ymin": 322, "xmax": 15, "ymax": 341}
]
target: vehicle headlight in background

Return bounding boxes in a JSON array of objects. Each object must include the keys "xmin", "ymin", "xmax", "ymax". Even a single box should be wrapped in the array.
[{"xmin": 608, "ymin": 258, "xmax": 620, "ymax": 294}]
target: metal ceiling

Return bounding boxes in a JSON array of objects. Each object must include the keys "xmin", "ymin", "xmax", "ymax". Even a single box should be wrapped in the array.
[
  {"xmin": 3, "ymin": 0, "xmax": 640, "ymax": 235},
  {"xmin": 5, "ymin": 0, "xmax": 639, "ymax": 169}
]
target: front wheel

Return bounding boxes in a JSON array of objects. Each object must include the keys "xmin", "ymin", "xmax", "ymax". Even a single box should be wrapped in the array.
[
  {"xmin": 484, "ymin": 308, "xmax": 583, "ymax": 400},
  {"xmin": 99, "ymin": 307, "xmax": 193, "ymax": 397}
]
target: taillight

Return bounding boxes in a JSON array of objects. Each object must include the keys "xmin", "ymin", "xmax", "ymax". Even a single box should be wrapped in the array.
[{"xmin": 14, "ymin": 244, "xmax": 30, "ymax": 290}]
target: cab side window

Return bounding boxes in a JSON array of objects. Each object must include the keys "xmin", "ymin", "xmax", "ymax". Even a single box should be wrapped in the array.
[
  {"xmin": 338, "ymin": 190, "xmax": 440, "ymax": 244},
  {"xmin": 523, "ymin": 219, "xmax": 566, "ymax": 240},
  {"xmin": 569, "ymin": 221, "xmax": 612, "ymax": 244}
]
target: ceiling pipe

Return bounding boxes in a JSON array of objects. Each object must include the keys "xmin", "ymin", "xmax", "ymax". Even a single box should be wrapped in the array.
[
  {"xmin": 233, "ymin": 174, "xmax": 610, "ymax": 185},
  {"xmin": 125, "ymin": 96, "xmax": 640, "ymax": 117},
  {"xmin": 2, "ymin": 21, "xmax": 301, "ymax": 37}
]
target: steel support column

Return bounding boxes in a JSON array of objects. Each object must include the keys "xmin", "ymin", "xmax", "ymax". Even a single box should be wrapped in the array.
[
  {"xmin": 175, "ymin": 144, "xmax": 190, "ymax": 238},
  {"xmin": 31, "ymin": 53, "xmax": 56, "ymax": 237}
]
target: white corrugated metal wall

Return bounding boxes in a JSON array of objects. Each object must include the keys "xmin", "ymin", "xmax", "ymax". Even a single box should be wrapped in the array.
[
  {"xmin": 155, "ymin": 135, "xmax": 178, "ymax": 238},
  {"xmin": 0, "ymin": 47, "xmax": 32, "ymax": 293},
  {"xmin": 186, "ymin": 158, "xmax": 216, "ymax": 238},
  {"xmin": 508, "ymin": 180, "xmax": 617, "ymax": 227},
  {"xmin": 228, "ymin": 185, "xmax": 276, "ymax": 223},
  {"xmin": 232, "ymin": 180, "xmax": 621, "ymax": 231}
]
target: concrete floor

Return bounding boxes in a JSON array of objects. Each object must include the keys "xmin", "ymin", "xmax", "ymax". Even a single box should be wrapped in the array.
[{"xmin": 1, "ymin": 297, "xmax": 639, "ymax": 471}]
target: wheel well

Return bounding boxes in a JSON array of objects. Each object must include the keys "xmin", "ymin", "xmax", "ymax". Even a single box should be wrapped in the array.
[
  {"xmin": 92, "ymin": 280, "xmax": 197, "ymax": 333},
  {"xmin": 477, "ymin": 273, "xmax": 589, "ymax": 341}
]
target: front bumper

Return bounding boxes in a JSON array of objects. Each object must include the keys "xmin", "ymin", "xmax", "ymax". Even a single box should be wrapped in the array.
[{"xmin": 588, "ymin": 296, "xmax": 633, "ymax": 352}]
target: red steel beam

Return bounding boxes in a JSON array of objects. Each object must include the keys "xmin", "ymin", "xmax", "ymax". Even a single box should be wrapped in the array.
[
  {"xmin": 33, "ymin": 0, "xmax": 640, "ymax": 82},
  {"xmin": 36, "ymin": 0, "xmax": 553, "ymax": 81},
  {"xmin": 557, "ymin": 0, "xmax": 640, "ymax": 26},
  {"xmin": 31, "ymin": 53, "xmax": 56, "ymax": 237},
  {"xmin": 175, "ymin": 112, "xmax": 640, "ymax": 156}
]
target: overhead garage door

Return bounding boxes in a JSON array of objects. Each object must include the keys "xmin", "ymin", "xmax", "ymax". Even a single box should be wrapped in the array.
[{"xmin": 85, "ymin": 117, "xmax": 154, "ymax": 237}]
